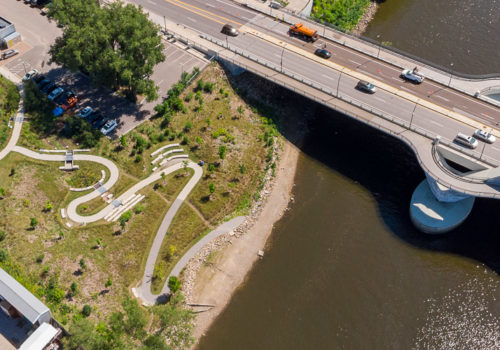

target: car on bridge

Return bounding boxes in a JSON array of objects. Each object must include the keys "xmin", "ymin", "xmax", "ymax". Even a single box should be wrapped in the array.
[
  {"xmin": 474, "ymin": 129, "xmax": 496, "ymax": 144},
  {"xmin": 314, "ymin": 48, "xmax": 331, "ymax": 59},
  {"xmin": 401, "ymin": 68, "xmax": 424, "ymax": 84},
  {"xmin": 356, "ymin": 80, "xmax": 377, "ymax": 94},
  {"xmin": 221, "ymin": 24, "xmax": 239, "ymax": 37},
  {"xmin": 455, "ymin": 133, "xmax": 478, "ymax": 149}
]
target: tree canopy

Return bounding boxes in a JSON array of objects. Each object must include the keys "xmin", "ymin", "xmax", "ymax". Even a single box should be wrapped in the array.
[{"xmin": 48, "ymin": 0, "xmax": 165, "ymax": 101}]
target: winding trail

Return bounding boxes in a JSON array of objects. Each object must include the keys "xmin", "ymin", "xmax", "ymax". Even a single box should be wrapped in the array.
[{"xmin": 0, "ymin": 76, "xmax": 245, "ymax": 305}]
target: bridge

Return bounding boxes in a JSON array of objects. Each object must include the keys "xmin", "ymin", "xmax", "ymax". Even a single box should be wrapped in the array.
[{"xmin": 128, "ymin": 0, "xmax": 500, "ymax": 233}]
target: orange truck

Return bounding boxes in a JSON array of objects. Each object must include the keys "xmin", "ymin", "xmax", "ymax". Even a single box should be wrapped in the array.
[{"xmin": 289, "ymin": 23, "xmax": 319, "ymax": 42}]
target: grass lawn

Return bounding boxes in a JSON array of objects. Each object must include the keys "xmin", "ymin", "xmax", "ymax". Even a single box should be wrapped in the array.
[{"xmin": 311, "ymin": 0, "xmax": 371, "ymax": 31}]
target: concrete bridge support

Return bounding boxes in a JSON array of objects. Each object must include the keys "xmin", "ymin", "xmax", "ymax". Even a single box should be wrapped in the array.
[{"xmin": 410, "ymin": 176, "xmax": 475, "ymax": 234}]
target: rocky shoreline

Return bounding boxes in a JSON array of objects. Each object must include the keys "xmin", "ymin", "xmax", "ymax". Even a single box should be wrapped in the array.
[{"xmin": 351, "ymin": 0, "xmax": 379, "ymax": 36}]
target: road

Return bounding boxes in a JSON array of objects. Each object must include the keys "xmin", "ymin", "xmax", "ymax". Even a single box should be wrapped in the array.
[{"xmin": 130, "ymin": 0, "xmax": 500, "ymax": 163}]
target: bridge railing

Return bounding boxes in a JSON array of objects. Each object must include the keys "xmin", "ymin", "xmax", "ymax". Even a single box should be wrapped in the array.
[{"xmin": 167, "ymin": 29, "xmax": 500, "ymax": 198}]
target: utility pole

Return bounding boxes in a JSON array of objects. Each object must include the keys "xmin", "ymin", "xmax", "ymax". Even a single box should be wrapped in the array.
[
  {"xmin": 163, "ymin": 16, "xmax": 167, "ymax": 34},
  {"xmin": 376, "ymin": 34, "xmax": 381, "ymax": 59}
]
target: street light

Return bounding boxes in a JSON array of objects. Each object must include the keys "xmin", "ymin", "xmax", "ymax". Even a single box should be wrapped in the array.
[
  {"xmin": 336, "ymin": 70, "xmax": 343, "ymax": 96},
  {"xmin": 280, "ymin": 44, "xmax": 287, "ymax": 72},
  {"xmin": 409, "ymin": 102, "xmax": 418, "ymax": 128},
  {"xmin": 376, "ymin": 34, "xmax": 382, "ymax": 59},
  {"xmin": 448, "ymin": 62, "xmax": 454, "ymax": 87}
]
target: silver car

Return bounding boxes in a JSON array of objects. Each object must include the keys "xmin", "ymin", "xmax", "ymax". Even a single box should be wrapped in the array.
[
  {"xmin": 1, "ymin": 49, "xmax": 19, "ymax": 60},
  {"xmin": 401, "ymin": 68, "xmax": 424, "ymax": 84},
  {"xmin": 474, "ymin": 129, "xmax": 496, "ymax": 144}
]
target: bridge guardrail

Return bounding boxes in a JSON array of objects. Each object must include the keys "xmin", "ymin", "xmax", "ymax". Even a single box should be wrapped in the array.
[{"xmin": 167, "ymin": 29, "xmax": 500, "ymax": 198}]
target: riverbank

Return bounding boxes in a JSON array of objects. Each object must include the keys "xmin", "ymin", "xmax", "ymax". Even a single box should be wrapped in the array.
[
  {"xmin": 351, "ymin": 0, "xmax": 379, "ymax": 35},
  {"xmin": 181, "ymin": 140, "xmax": 299, "ymax": 345}
]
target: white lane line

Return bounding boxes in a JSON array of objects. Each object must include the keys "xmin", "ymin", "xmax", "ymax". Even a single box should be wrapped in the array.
[
  {"xmin": 321, "ymin": 73, "xmax": 337, "ymax": 81},
  {"xmin": 399, "ymin": 86, "xmax": 414, "ymax": 93},
  {"xmin": 373, "ymin": 96, "xmax": 386, "ymax": 103},
  {"xmin": 481, "ymin": 113, "xmax": 494, "ymax": 120},
  {"xmin": 186, "ymin": 17, "xmax": 196, "ymax": 23},
  {"xmin": 391, "ymin": 77, "xmax": 402, "ymax": 81},
  {"xmin": 492, "ymin": 147, "xmax": 500, "ymax": 152},
  {"xmin": 434, "ymin": 95, "xmax": 450, "ymax": 102},
  {"xmin": 348, "ymin": 59, "xmax": 363, "ymax": 65},
  {"xmin": 147, "ymin": 0, "xmax": 156, "ymax": 4},
  {"xmin": 206, "ymin": 3, "xmax": 215, "ymax": 7},
  {"xmin": 357, "ymin": 68, "xmax": 375, "ymax": 77},
  {"xmin": 429, "ymin": 120, "xmax": 444, "ymax": 127}
]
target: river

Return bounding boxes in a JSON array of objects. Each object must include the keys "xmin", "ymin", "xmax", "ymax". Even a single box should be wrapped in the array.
[{"xmin": 198, "ymin": 1, "xmax": 500, "ymax": 349}]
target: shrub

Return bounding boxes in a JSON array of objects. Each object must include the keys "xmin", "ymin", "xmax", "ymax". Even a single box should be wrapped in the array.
[
  {"xmin": 181, "ymin": 136, "xmax": 189, "ymax": 145},
  {"xmin": 218, "ymin": 145, "xmax": 227, "ymax": 159},
  {"xmin": 79, "ymin": 259, "xmax": 86, "ymax": 270},
  {"xmin": 239, "ymin": 164, "xmax": 246, "ymax": 174},
  {"xmin": 196, "ymin": 79, "xmax": 205, "ymax": 91},
  {"xmin": 184, "ymin": 122, "xmax": 193, "ymax": 132},
  {"xmin": 118, "ymin": 210, "xmax": 133, "ymax": 228},
  {"xmin": 208, "ymin": 163, "xmax": 215, "ymax": 172},
  {"xmin": 30, "ymin": 217, "xmax": 38, "ymax": 229},
  {"xmin": 82, "ymin": 305, "xmax": 92, "ymax": 317},
  {"xmin": 134, "ymin": 205, "xmax": 144, "ymax": 214},
  {"xmin": 36, "ymin": 254, "xmax": 45, "ymax": 263},
  {"xmin": 105, "ymin": 277, "xmax": 112, "ymax": 288},
  {"xmin": 0, "ymin": 231, "xmax": 5, "ymax": 242},
  {"xmin": 184, "ymin": 91, "xmax": 193, "ymax": 102},
  {"xmin": 168, "ymin": 276, "xmax": 181, "ymax": 293},
  {"xmin": 134, "ymin": 155, "xmax": 143, "ymax": 163},
  {"xmin": 203, "ymin": 82, "xmax": 215, "ymax": 93},
  {"xmin": 0, "ymin": 187, "xmax": 6, "ymax": 197},
  {"xmin": 208, "ymin": 183, "xmax": 215, "ymax": 194},
  {"xmin": 70, "ymin": 282, "xmax": 78, "ymax": 296},
  {"xmin": 0, "ymin": 249, "xmax": 8, "ymax": 262}
]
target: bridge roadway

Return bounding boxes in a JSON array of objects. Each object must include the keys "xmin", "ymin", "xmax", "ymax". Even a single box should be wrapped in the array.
[{"xmin": 132, "ymin": 0, "xmax": 500, "ymax": 160}]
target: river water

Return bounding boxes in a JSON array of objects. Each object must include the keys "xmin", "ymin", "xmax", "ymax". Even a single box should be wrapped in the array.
[{"xmin": 198, "ymin": 1, "xmax": 500, "ymax": 349}]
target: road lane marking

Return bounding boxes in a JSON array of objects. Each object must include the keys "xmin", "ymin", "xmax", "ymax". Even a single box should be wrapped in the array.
[
  {"xmin": 321, "ymin": 73, "xmax": 337, "ymax": 81},
  {"xmin": 166, "ymin": 0, "xmax": 242, "ymax": 26},
  {"xmin": 206, "ymin": 3, "xmax": 215, "ymax": 7},
  {"xmin": 492, "ymin": 147, "xmax": 500, "ymax": 152},
  {"xmin": 434, "ymin": 95, "xmax": 450, "ymax": 102},
  {"xmin": 429, "ymin": 120, "xmax": 444, "ymax": 127},
  {"xmin": 481, "ymin": 113, "xmax": 494, "ymax": 120},
  {"xmin": 186, "ymin": 16, "xmax": 196, "ymax": 22},
  {"xmin": 147, "ymin": 0, "xmax": 157, "ymax": 4},
  {"xmin": 373, "ymin": 96, "xmax": 386, "ymax": 103},
  {"xmin": 348, "ymin": 59, "xmax": 363, "ymax": 65}
]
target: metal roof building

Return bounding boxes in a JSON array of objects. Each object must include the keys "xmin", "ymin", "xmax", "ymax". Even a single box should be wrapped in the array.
[{"xmin": 0, "ymin": 268, "xmax": 51, "ymax": 325}]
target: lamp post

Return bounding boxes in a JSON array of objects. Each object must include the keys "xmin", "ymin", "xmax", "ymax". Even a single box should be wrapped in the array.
[
  {"xmin": 409, "ymin": 102, "xmax": 417, "ymax": 129},
  {"xmin": 448, "ymin": 62, "xmax": 454, "ymax": 87},
  {"xmin": 22, "ymin": 61, "xmax": 27, "ymax": 75},
  {"xmin": 336, "ymin": 70, "xmax": 343, "ymax": 97},
  {"xmin": 280, "ymin": 44, "xmax": 287, "ymax": 72},
  {"xmin": 376, "ymin": 34, "xmax": 381, "ymax": 59}
]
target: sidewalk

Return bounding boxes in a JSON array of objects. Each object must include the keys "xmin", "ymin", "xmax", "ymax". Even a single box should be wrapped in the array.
[{"xmin": 235, "ymin": 0, "xmax": 500, "ymax": 107}]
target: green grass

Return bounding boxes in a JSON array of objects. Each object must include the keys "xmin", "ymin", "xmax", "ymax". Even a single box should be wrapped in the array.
[{"xmin": 311, "ymin": 0, "xmax": 371, "ymax": 31}]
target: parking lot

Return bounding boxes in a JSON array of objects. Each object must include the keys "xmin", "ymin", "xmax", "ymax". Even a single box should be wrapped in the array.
[{"xmin": 1, "ymin": 0, "xmax": 208, "ymax": 136}]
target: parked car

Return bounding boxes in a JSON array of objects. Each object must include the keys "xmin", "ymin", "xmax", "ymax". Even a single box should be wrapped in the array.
[
  {"xmin": 55, "ymin": 91, "xmax": 75, "ymax": 105},
  {"xmin": 314, "ymin": 48, "xmax": 331, "ymax": 59},
  {"xmin": 41, "ymin": 82, "xmax": 57, "ymax": 94},
  {"xmin": 455, "ymin": 132, "xmax": 478, "ymax": 149},
  {"xmin": 37, "ymin": 78, "xmax": 51, "ymax": 89},
  {"xmin": 1, "ymin": 49, "xmax": 19, "ymax": 60},
  {"xmin": 47, "ymin": 87, "xmax": 64, "ymax": 101},
  {"xmin": 22, "ymin": 69, "xmax": 39, "ymax": 82},
  {"xmin": 86, "ymin": 111, "xmax": 102, "ymax": 124},
  {"xmin": 474, "ymin": 129, "xmax": 496, "ymax": 144},
  {"xmin": 221, "ymin": 24, "xmax": 239, "ymax": 37},
  {"xmin": 100, "ymin": 119, "xmax": 118, "ymax": 135},
  {"xmin": 92, "ymin": 116, "xmax": 108, "ymax": 129},
  {"xmin": 356, "ymin": 80, "xmax": 377, "ymax": 94},
  {"xmin": 401, "ymin": 68, "xmax": 424, "ymax": 84},
  {"xmin": 62, "ymin": 96, "xmax": 78, "ymax": 110},
  {"xmin": 33, "ymin": 74, "xmax": 45, "ymax": 84},
  {"xmin": 78, "ymin": 106, "xmax": 93, "ymax": 119}
]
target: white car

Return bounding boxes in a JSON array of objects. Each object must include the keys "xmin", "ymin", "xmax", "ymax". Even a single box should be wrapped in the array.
[
  {"xmin": 22, "ymin": 69, "xmax": 39, "ymax": 82},
  {"xmin": 100, "ymin": 119, "xmax": 118, "ymax": 135},
  {"xmin": 474, "ymin": 129, "xmax": 496, "ymax": 144},
  {"xmin": 47, "ymin": 87, "xmax": 64, "ymax": 101},
  {"xmin": 78, "ymin": 106, "xmax": 93, "ymax": 118},
  {"xmin": 401, "ymin": 68, "xmax": 424, "ymax": 84}
]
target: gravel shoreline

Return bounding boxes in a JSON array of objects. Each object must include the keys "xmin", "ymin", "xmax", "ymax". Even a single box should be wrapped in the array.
[
  {"xmin": 351, "ymin": 0, "xmax": 379, "ymax": 36},
  {"xmin": 180, "ymin": 140, "xmax": 299, "ymax": 346}
]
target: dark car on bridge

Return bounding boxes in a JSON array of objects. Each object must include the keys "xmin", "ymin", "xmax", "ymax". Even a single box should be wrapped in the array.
[
  {"xmin": 314, "ymin": 48, "xmax": 331, "ymax": 59},
  {"xmin": 221, "ymin": 24, "xmax": 239, "ymax": 37}
]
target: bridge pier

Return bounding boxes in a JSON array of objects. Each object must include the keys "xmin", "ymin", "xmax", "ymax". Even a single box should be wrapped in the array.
[{"xmin": 409, "ymin": 177, "xmax": 475, "ymax": 234}]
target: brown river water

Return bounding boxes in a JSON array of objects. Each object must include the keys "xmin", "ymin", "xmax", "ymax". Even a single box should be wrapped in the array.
[{"xmin": 198, "ymin": 1, "xmax": 500, "ymax": 349}]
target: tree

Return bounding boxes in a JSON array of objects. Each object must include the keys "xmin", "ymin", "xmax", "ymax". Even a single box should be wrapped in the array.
[
  {"xmin": 168, "ymin": 276, "xmax": 181, "ymax": 293},
  {"xmin": 48, "ymin": 0, "xmax": 165, "ymax": 101},
  {"xmin": 122, "ymin": 298, "xmax": 147, "ymax": 339},
  {"xmin": 70, "ymin": 282, "xmax": 78, "ymax": 297},
  {"xmin": 79, "ymin": 258, "xmax": 86, "ymax": 271},
  {"xmin": 120, "ymin": 135, "xmax": 127, "ymax": 148},
  {"xmin": 63, "ymin": 318, "xmax": 105, "ymax": 350},
  {"xmin": 30, "ymin": 217, "xmax": 38, "ymax": 229},
  {"xmin": 182, "ymin": 160, "xmax": 189, "ymax": 174},
  {"xmin": 105, "ymin": 277, "xmax": 112, "ymax": 289},
  {"xmin": 160, "ymin": 171, "xmax": 166, "ymax": 184}
]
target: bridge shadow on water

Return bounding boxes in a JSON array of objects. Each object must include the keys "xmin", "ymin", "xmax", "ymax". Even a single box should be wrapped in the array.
[{"xmin": 228, "ymin": 67, "xmax": 500, "ymax": 275}]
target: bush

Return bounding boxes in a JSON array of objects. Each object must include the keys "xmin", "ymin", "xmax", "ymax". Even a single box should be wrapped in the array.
[
  {"xmin": 168, "ymin": 276, "xmax": 181, "ymax": 293},
  {"xmin": 184, "ymin": 122, "xmax": 193, "ymax": 132},
  {"xmin": 0, "ymin": 249, "xmax": 8, "ymax": 262},
  {"xmin": 311, "ymin": 0, "xmax": 370, "ymax": 31},
  {"xmin": 196, "ymin": 79, "xmax": 205, "ymax": 91},
  {"xmin": 134, "ymin": 204, "xmax": 144, "ymax": 214},
  {"xmin": 63, "ymin": 115, "xmax": 101, "ymax": 148},
  {"xmin": 30, "ymin": 217, "xmax": 38, "ymax": 229},
  {"xmin": 0, "ymin": 231, "xmax": 5, "ymax": 242},
  {"xmin": 208, "ymin": 182, "xmax": 215, "ymax": 194},
  {"xmin": 118, "ymin": 210, "xmax": 133, "ymax": 228},
  {"xmin": 82, "ymin": 305, "xmax": 92, "ymax": 317},
  {"xmin": 218, "ymin": 145, "xmax": 227, "ymax": 159},
  {"xmin": 184, "ymin": 91, "xmax": 193, "ymax": 102},
  {"xmin": 203, "ymin": 82, "xmax": 214, "ymax": 93},
  {"xmin": 36, "ymin": 254, "xmax": 45, "ymax": 263},
  {"xmin": 134, "ymin": 155, "xmax": 143, "ymax": 163}
]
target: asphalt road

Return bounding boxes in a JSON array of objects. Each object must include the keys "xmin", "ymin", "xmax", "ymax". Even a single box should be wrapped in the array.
[{"xmin": 131, "ymin": 0, "xmax": 500, "ymax": 163}]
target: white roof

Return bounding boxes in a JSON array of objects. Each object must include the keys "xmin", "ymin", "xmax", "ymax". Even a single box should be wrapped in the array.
[
  {"xmin": 0, "ymin": 268, "xmax": 51, "ymax": 324},
  {"xmin": 19, "ymin": 323, "xmax": 58, "ymax": 350}
]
